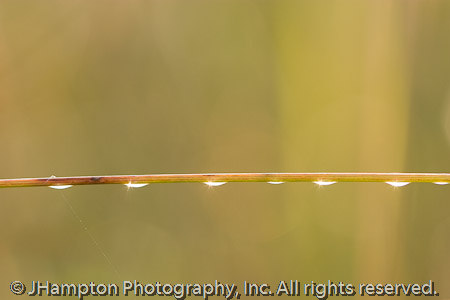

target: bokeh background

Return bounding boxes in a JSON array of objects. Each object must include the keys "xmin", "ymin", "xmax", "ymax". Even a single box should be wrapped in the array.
[{"xmin": 1, "ymin": 0, "xmax": 450, "ymax": 299}]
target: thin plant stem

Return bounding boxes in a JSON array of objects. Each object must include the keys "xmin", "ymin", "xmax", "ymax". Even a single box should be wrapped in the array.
[{"xmin": 0, "ymin": 173, "xmax": 449, "ymax": 188}]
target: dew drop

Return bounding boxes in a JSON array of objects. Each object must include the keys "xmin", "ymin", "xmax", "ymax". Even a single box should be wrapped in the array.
[
  {"xmin": 433, "ymin": 182, "xmax": 449, "ymax": 185},
  {"xmin": 49, "ymin": 185, "xmax": 73, "ymax": 190},
  {"xmin": 204, "ymin": 182, "xmax": 227, "ymax": 187},
  {"xmin": 268, "ymin": 181, "xmax": 284, "ymax": 185},
  {"xmin": 124, "ymin": 182, "xmax": 149, "ymax": 188},
  {"xmin": 313, "ymin": 180, "xmax": 336, "ymax": 186},
  {"xmin": 385, "ymin": 181, "xmax": 410, "ymax": 187}
]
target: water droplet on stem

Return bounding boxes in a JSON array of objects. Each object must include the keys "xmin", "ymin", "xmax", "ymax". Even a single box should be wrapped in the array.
[
  {"xmin": 124, "ymin": 182, "xmax": 148, "ymax": 188},
  {"xmin": 49, "ymin": 185, "xmax": 73, "ymax": 190},
  {"xmin": 313, "ymin": 181, "xmax": 336, "ymax": 186},
  {"xmin": 204, "ymin": 182, "xmax": 227, "ymax": 187},
  {"xmin": 385, "ymin": 182, "xmax": 410, "ymax": 187}
]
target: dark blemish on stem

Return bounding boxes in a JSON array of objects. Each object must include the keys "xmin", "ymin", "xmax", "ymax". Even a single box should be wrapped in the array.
[{"xmin": 91, "ymin": 177, "xmax": 102, "ymax": 182}]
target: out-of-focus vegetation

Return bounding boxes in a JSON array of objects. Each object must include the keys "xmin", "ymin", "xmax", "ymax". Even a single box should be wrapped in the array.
[{"xmin": 1, "ymin": 1, "xmax": 449, "ymax": 298}]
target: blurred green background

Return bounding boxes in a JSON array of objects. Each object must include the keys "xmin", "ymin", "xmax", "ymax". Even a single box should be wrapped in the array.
[{"xmin": 1, "ymin": 0, "xmax": 450, "ymax": 299}]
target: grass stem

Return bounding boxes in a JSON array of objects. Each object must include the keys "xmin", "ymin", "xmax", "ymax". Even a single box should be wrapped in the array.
[{"xmin": 0, "ymin": 173, "xmax": 449, "ymax": 188}]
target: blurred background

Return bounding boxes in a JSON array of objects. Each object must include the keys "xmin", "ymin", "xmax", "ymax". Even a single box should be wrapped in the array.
[{"xmin": 1, "ymin": 0, "xmax": 450, "ymax": 298}]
